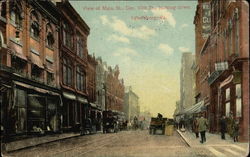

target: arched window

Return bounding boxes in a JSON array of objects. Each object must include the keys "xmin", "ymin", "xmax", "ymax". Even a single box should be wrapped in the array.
[
  {"xmin": 10, "ymin": 2, "xmax": 23, "ymax": 28},
  {"xmin": 76, "ymin": 35, "xmax": 84, "ymax": 58},
  {"xmin": 63, "ymin": 22, "xmax": 73, "ymax": 48},
  {"xmin": 46, "ymin": 24, "xmax": 54, "ymax": 48},
  {"xmin": 30, "ymin": 10, "xmax": 40, "ymax": 39}
]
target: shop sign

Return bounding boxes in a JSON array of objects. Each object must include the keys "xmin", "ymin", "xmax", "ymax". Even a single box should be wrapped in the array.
[
  {"xmin": 202, "ymin": 2, "xmax": 211, "ymax": 39},
  {"xmin": 215, "ymin": 62, "xmax": 228, "ymax": 71}
]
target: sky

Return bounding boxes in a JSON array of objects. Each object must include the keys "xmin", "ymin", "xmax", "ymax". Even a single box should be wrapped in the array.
[{"xmin": 70, "ymin": 1, "xmax": 197, "ymax": 118}]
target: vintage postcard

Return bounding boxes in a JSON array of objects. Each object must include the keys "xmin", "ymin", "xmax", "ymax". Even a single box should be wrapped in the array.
[{"xmin": 0, "ymin": 0, "xmax": 249, "ymax": 157}]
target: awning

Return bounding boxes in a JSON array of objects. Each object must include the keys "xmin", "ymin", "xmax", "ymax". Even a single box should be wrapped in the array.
[
  {"xmin": 62, "ymin": 92, "xmax": 76, "ymax": 100},
  {"xmin": 183, "ymin": 100, "xmax": 205, "ymax": 115},
  {"xmin": 14, "ymin": 81, "xmax": 59, "ymax": 95},
  {"xmin": 219, "ymin": 75, "xmax": 234, "ymax": 88},
  {"xmin": 77, "ymin": 96, "xmax": 88, "ymax": 104},
  {"xmin": 90, "ymin": 103, "xmax": 97, "ymax": 108},
  {"xmin": 30, "ymin": 53, "xmax": 44, "ymax": 68},
  {"xmin": 9, "ymin": 40, "xmax": 27, "ymax": 61}
]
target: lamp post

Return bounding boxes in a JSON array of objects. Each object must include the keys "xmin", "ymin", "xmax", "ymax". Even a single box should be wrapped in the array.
[{"xmin": 102, "ymin": 83, "xmax": 107, "ymax": 111}]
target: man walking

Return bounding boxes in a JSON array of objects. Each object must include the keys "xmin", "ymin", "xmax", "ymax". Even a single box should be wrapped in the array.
[
  {"xmin": 198, "ymin": 113, "xmax": 208, "ymax": 143},
  {"xmin": 220, "ymin": 116, "xmax": 227, "ymax": 140}
]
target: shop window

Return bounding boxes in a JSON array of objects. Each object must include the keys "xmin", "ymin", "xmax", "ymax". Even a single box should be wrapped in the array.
[
  {"xmin": 47, "ymin": 72, "xmax": 54, "ymax": 85},
  {"xmin": 27, "ymin": 95, "xmax": 46, "ymax": 132},
  {"xmin": 62, "ymin": 58, "xmax": 73, "ymax": 86},
  {"xmin": 30, "ymin": 11, "xmax": 40, "ymax": 39},
  {"xmin": 76, "ymin": 66, "xmax": 86, "ymax": 91},
  {"xmin": 47, "ymin": 98, "xmax": 58, "ymax": 132},
  {"xmin": 63, "ymin": 22, "xmax": 73, "ymax": 49},
  {"xmin": 14, "ymin": 89, "xmax": 27, "ymax": 133},
  {"xmin": 236, "ymin": 84, "xmax": 242, "ymax": 117},
  {"xmin": 225, "ymin": 88, "xmax": 230, "ymax": 101},
  {"xmin": 225, "ymin": 102, "xmax": 230, "ymax": 117}
]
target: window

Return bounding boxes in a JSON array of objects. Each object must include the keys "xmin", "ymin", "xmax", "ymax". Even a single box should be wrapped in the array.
[
  {"xmin": 77, "ymin": 35, "xmax": 84, "ymax": 58},
  {"xmin": 234, "ymin": 8, "xmax": 239, "ymax": 55},
  {"xmin": 31, "ymin": 64, "xmax": 43, "ymax": 81},
  {"xmin": 225, "ymin": 88, "xmax": 230, "ymax": 101},
  {"xmin": 76, "ymin": 66, "xmax": 85, "ymax": 91},
  {"xmin": 46, "ymin": 24, "xmax": 54, "ymax": 48},
  {"xmin": 30, "ymin": 11, "xmax": 40, "ymax": 39},
  {"xmin": 47, "ymin": 72, "xmax": 54, "ymax": 85},
  {"xmin": 14, "ymin": 89, "xmax": 27, "ymax": 133},
  {"xmin": 63, "ymin": 22, "xmax": 73, "ymax": 48},
  {"xmin": 62, "ymin": 58, "xmax": 73, "ymax": 86},
  {"xmin": 46, "ymin": 32, "xmax": 54, "ymax": 48},
  {"xmin": 11, "ymin": 56, "xmax": 26, "ymax": 74},
  {"xmin": 228, "ymin": 19, "xmax": 233, "ymax": 55},
  {"xmin": 236, "ymin": 84, "xmax": 242, "ymax": 117},
  {"xmin": 0, "ymin": 1, "xmax": 6, "ymax": 18}
]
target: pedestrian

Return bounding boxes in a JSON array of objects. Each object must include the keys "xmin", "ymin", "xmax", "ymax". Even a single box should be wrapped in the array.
[
  {"xmin": 192, "ymin": 117, "xmax": 199, "ymax": 138},
  {"xmin": 220, "ymin": 116, "xmax": 227, "ymax": 140},
  {"xmin": 227, "ymin": 112, "xmax": 234, "ymax": 137},
  {"xmin": 233, "ymin": 119, "xmax": 239, "ymax": 142},
  {"xmin": 197, "ymin": 113, "xmax": 208, "ymax": 143}
]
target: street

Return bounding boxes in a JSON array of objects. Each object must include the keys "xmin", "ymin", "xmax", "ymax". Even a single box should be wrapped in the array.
[{"xmin": 5, "ymin": 130, "xmax": 248, "ymax": 157}]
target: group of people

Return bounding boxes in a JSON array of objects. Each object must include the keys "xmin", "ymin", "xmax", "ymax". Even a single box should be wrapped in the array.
[
  {"xmin": 192, "ymin": 112, "xmax": 240, "ymax": 144},
  {"xmin": 192, "ymin": 113, "xmax": 208, "ymax": 143},
  {"xmin": 219, "ymin": 113, "xmax": 239, "ymax": 142}
]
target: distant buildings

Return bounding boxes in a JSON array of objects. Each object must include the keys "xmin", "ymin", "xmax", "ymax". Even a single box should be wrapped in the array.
[
  {"xmin": 179, "ymin": 53, "xmax": 195, "ymax": 112},
  {"xmin": 124, "ymin": 86, "xmax": 140, "ymax": 122}
]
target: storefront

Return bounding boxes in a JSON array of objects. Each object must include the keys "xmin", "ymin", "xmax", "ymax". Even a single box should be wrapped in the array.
[
  {"xmin": 208, "ymin": 59, "xmax": 249, "ymax": 142},
  {"xmin": 0, "ymin": 77, "xmax": 61, "ymax": 142}
]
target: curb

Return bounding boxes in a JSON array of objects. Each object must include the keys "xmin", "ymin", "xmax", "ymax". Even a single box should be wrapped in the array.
[{"xmin": 176, "ymin": 129, "xmax": 191, "ymax": 147}]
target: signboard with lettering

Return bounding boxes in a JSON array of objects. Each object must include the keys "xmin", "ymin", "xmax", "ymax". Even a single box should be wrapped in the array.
[{"xmin": 202, "ymin": 3, "xmax": 211, "ymax": 39}]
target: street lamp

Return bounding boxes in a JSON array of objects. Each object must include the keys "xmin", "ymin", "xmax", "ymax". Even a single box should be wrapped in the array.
[{"xmin": 102, "ymin": 83, "xmax": 107, "ymax": 111}]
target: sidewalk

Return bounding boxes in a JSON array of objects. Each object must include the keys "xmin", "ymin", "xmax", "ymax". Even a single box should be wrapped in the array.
[
  {"xmin": 2, "ymin": 132, "xmax": 81, "ymax": 152},
  {"xmin": 177, "ymin": 129, "xmax": 249, "ymax": 148}
]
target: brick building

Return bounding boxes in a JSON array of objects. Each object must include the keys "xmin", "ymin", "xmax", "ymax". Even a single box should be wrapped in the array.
[
  {"xmin": 87, "ymin": 54, "xmax": 101, "ymax": 131},
  {"xmin": 105, "ymin": 65, "xmax": 125, "ymax": 112},
  {"xmin": 0, "ymin": 0, "xmax": 61, "ymax": 139},
  {"xmin": 56, "ymin": 1, "xmax": 90, "ymax": 132},
  {"xmin": 194, "ymin": 0, "xmax": 249, "ymax": 142}
]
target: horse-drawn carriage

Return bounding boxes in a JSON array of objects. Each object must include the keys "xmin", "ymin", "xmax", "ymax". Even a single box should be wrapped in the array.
[
  {"xmin": 149, "ymin": 116, "xmax": 168, "ymax": 135},
  {"xmin": 102, "ymin": 110, "xmax": 119, "ymax": 133}
]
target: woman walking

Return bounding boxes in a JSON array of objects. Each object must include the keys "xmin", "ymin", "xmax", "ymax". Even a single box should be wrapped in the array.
[
  {"xmin": 233, "ymin": 119, "xmax": 240, "ymax": 142},
  {"xmin": 192, "ymin": 117, "xmax": 199, "ymax": 138}
]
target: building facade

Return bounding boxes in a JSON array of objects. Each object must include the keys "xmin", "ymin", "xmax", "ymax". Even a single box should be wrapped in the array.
[
  {"xmin": 194, "ymin": 0, "xmax": 249, "ymax": 142},
  {"xmin": 124, "ymin": 86, "xmax": 140, "ymax": 122},
  {"xmin": 95, "ymin": 57, "xmax": 108, "ymax": 111},
  {"xmin": 105, "ymin": 65, "xmax": 125, "ymax": 112},
  {"xmin": 57, "ymin": 1, "xmax": 90, "ymax": 131},
  {"xmin": 0, "ymin": 0, "xmax": 61, "ymax": 140},
  {"xmin": 180, "ymin": 53, "xmax": 195, "ymax": 111}
]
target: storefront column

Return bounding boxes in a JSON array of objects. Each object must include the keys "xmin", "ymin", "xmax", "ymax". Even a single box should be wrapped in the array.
[{"xmin": 239, "ymin": 61, "xmax": 249, "ymax": 142}]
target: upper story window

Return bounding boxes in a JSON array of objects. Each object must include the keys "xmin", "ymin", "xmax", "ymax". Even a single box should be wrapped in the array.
[
  {"xmin": 10, "ymin": 2, "xmax": 23, "ymax": 28},
  {"xmin": 0, "ymin": 1, "xmax": 6, "ymax": 18},
  {"xmin": 62, "ymin": 57, "xmax": 73, "ymax": 87},
  {"xmin": 76, "ymin": 66, "xmax": 85, "ymax": 91},
  {"xmin": 76, "ymin": 35, "xmax": 84, "ymax": 58},
  {"xmin": 46, "ymin": 24, "xmax": 54, "ymax": 48},
  {"xmin": 30, "ymin": 10, "xmax": 40, "ymax": 39},
  {"xmin": 63, "ymin": 22, "xmax": 73, "ymax": 49}
]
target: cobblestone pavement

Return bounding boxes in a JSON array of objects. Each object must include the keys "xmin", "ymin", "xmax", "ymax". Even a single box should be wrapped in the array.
[{"xmin": 3, "ymin": 130, "xmax": 249, "ymax": 157}]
